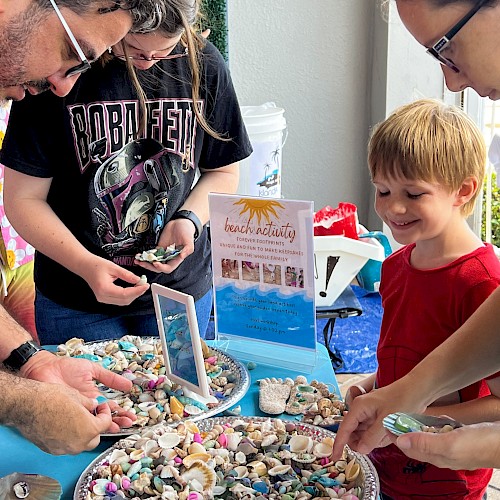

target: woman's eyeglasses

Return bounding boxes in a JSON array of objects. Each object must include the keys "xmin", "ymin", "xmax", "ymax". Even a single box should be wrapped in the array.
[{"xmin": 426, "ymin": 0, "xmax": 488, "ymax": 73}]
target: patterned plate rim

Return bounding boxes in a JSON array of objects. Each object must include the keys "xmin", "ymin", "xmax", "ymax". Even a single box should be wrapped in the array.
[
  {"xmin": 74, "ymin": 416, "xmax": 380, "ymax": 500},
  {"xmin": 74, "ymin": 337, "xmax": 250, "ymax": 437}
]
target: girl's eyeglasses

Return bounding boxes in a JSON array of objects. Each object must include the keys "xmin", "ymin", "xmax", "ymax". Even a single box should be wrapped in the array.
[{"xmin": 112, "ymin": 47, "xmax": 188, "ymax": 62}]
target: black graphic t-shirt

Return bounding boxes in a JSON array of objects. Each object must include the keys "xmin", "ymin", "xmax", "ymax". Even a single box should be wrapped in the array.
[{"xmin": 1, "ymin": 41, "xmax": 252, "ymax": 314}]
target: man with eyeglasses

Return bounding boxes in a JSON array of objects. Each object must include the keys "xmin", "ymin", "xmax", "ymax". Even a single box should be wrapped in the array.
[
  {"xmin": 0, "ymin": 0, "xmax": 166, "ymax": 102},
  {"xmin": 0, "ymin": 0, "xmax": 179, "ymax": 456},
  {"xmin": 332, "ymin": 0, "xmax": 500, "ymax": 471}
]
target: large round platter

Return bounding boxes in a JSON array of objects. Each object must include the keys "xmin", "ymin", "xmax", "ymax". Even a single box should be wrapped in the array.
[
  {"xmin": 74, "ymin": 416, "xmax": 379, "ymax": 500},
  {"xmin": 58, "ymin": 337, "xmax": 250, "ymax": 436}
]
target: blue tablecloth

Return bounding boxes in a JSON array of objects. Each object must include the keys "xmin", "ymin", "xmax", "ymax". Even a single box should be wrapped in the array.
[{"xmin": 0, "ymin": 342, "xmax": 339, "ymax": 500}]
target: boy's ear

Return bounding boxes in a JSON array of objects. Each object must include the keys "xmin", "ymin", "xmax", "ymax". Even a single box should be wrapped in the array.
[{"xmin": 455, "ymin": 176, "xmax": 478, "ymax": 206}]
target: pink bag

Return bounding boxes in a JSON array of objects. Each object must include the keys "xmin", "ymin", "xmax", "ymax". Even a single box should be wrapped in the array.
[{"xmin": 313, "ymin": 203, "xmax": 359, "ymax": 240}]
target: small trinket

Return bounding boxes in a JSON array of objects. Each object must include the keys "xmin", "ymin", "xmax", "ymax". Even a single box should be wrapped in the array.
[
  {"xmin": 0, "ymin": 473, "xmax": 62, "ymax": 500},
  {"xmin": 135, "ymin": 275, "xmax": 147, "ymax": 286},
  {"xmin": 383, "ymin": 412, "xmax": 463, "ymax": 436},
  {"xmin": 135, "ymin": 244, "xmax": 183, "ymax": 263}
]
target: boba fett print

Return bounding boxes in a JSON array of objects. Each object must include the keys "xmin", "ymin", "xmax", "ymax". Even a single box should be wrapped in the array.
[{"xmin": 90, "ymin": 137, "xmax": 182, "ymax": 263}]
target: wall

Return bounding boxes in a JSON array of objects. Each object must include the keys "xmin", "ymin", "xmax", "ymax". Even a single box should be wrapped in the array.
[
  {"xmin": 227, "ymin": 1, "xmax": 452, "ymax": 230},
  {"xmin": 227, "ymin": 1, "xmax": 375, "ymax": 223}
]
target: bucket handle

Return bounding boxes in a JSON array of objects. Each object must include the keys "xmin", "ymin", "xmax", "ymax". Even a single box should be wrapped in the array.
[{"xmin": 282, "ymin": 127, "xmax": 289, "ymax": 148}]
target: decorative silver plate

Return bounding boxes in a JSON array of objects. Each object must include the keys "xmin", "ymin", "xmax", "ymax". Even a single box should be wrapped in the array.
[
  {"xmin": 74, "ymin": 416, "xmax": 380, "ymax": 500},
  {"xmin": 68, "ymin": 337, "xmax": 250, "ymax": 437}
]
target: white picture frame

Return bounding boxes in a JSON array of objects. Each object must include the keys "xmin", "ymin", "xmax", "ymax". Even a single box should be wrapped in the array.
[{"xmin": 151, "ymin": 283, "xmax": 210, "ymax": 398}]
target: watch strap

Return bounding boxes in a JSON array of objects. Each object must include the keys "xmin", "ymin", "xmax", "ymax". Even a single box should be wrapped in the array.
[
  {"xmin": 171, "ymin": 210, "xmax": 203, "ymax": 242},
  {"xmin": 3, "ymin": 341, "xmax": 42, "ymax": 371}
]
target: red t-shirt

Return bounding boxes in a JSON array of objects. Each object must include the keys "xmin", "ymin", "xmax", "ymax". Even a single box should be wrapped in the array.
[{"xmin": 370, "ymin": 243, "xmax": 500, "ymax": 500}]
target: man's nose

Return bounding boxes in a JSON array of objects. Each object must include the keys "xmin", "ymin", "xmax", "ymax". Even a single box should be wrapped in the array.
[{"xmin": 46, "ymin": 72, "xmax": 81, "ymax": 97}]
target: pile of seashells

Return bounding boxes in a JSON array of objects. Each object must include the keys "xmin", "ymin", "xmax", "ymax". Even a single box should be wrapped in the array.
[
  {"xmin": 299, "ymin": 391, "xmax": 347, "ymax": 430},
  {"xmin": 81, "ymin": 417, "xmax": 375, "ymax": 499},
  {"xmin": 56, "ymin": 336, "xmax": 246, "ymax": 430}
]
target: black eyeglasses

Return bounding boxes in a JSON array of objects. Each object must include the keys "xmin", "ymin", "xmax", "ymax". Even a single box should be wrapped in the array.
[
  {"xmin": 48, "ymin": 0, "xmax": 91, "ymax": 77},
  {"xmin": 427, "ymin": 0, "xmax": 488, "ymax": 73},
  {"xmin": 112, "ymin": 47, "xmax": 188, "ymax": 62}
]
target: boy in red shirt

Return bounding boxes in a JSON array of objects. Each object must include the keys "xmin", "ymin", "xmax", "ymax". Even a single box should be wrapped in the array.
[{"xmin": 347, "ymin": 99, "xmax": 500, "ymax": 500}]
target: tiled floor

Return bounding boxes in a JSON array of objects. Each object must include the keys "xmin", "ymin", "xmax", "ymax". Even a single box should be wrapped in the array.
[{"xmin": 336, "ymin": 374, "xmax": 500, "ymax": 498}]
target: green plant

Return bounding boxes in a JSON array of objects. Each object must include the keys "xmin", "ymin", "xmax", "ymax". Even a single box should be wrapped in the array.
[
  {"xmin": 200, "ymin": 0, "xmax": 228, "ymax": 61},
  {"xmin": 481, "ymin": 172, "xmax": 500, "ymax": 247}
]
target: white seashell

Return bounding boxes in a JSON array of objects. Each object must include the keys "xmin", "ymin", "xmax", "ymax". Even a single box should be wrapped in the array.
[
  {"xmin": 226, "ymin": 433, "xmax": 242, "ymax": 451},
  {"xmin": 289, "ymin": 434, "xmax": 313, "ymax": 453},
  {"xmin": 335, "ymin": 460, "xmax": 347, "ymax": 471},
  {"xmin": 184, "ymin": 404, "xmax": 203, "ymax": 416},
  {"xmin": 313, "ymin": 441, "xmax": 333, "ymax": 458},
  {"xmin": 268, "ymin": 464, "xmax": 291, "ymax": 476},
  {"xmin": 138, "ymin": 343, "xmax": 153, "ymax": 353},
  {"xmin": 247, "ymin": 461, "xmax": 267, "ymax": 476},
  {"xmin": 213, "ymin": 485, "xmax": 227, "ymax": 496},
  {"xmin": 138, "ymin": 401, "xmax": 157, "ymax": 411},
  {"xmin": 235, "ymin": 451, "xmax": 247, "ymax": 464},
  {"xmin": 158, "ymin": 432, "xmax": 181, "ymax": 449},
  {"xmin": 291, "ymin": 453, "xmax": 316, "ymax": 464},
  {"xmin": 138, "ymin": 393, "xmax": 155, "ymax": 403},
  {"xmin": 108, "ymin": 449, "xmax": 129, "ymax": 465},
  {"xmin": 161, "ymin": 449, "xmax": 178, "ymax": 461},
  {"xmin": 261, "ymin": 434, "xmax": 278, "ymax": 447},
  {"xmin": 183, "ymin": 453, "xmax": 211, "ymax": 468},
  {"xmin": 233, "ymin": 465, "xmax": 249, "ymax": 479},
  {"xmin": 231, "ymin": 484, "xmax": 256, "ymax": 496},
  {"xmin": 92, "ymin": 478, "xmax": 109, "ymax": 495},
  {"xmin": 345, "ymin": 458, "xmax": 361, "ymax": 482},
  {"xmin": 180, "ymin": 462, "xmax": 216, "ymax": 491},
  {"xmin": 188, "ymin": 442, "xmax": 207, "ymax": 455}
]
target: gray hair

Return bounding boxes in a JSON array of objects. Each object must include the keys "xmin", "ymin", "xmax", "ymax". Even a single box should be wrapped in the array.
[
  {"xmin": 35, "ymin": 0, "xmax": 170, "ymax": 33},
  {"xmin": 133, "ymin": 0, "xmax": 198, "ymax": 36}
]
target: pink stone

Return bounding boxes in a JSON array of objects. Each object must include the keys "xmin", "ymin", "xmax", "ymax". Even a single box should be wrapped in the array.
[
  {"xmin": 193, "ymin": 433, "xmax": 203, "ymax": 443},
  {"xmin": 205, "ymin": 356, "xmax": 217, "ymax": 365},
  {"xmin": 106, "ymin": 482, "xmax": 118, "ymax": 493},
  {"xmin": 121, "ymin": 477, "xmax": 131, "ymax": 489},
  {"xmin": 217, "ymin": 434, "xmax": 228, "ymax": 447},
  {"xmin": 174, "ymin": 456, "xmax": 183, "ymax": 464}
]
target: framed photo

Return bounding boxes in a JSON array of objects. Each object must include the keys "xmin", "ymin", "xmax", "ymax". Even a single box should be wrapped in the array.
[{"xmin": 151, "ymin": 284, "xmax": 210, "ymax": 398}]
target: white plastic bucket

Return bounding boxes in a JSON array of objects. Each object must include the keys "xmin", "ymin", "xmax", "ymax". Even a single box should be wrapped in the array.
[
  {"xmin": 314, "ymin": 235, "xmax": 385, "ymax": 307},
  {"xmin": 238, "ymin": 102, "xmax": 287, "ymax": 198}
]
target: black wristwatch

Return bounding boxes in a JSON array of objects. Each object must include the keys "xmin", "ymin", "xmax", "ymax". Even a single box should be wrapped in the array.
[
  {"xmin": 171, "ymin": 210, "xmax": 203, "ymax": 242},
  {"xmin": 3, "ymin": 341, "xmax": 42, "ymax": 371}
]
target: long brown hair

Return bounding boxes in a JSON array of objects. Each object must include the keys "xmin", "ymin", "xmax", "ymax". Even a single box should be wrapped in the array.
[{"xmin": 107, "ymin": 0, "xmax": 227, "ymax": 141}]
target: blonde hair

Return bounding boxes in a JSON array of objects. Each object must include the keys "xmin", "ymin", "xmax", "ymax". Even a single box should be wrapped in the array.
[{"xmin": 368, "ymin": 98, "xmax": 486, "ymax": 216}]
